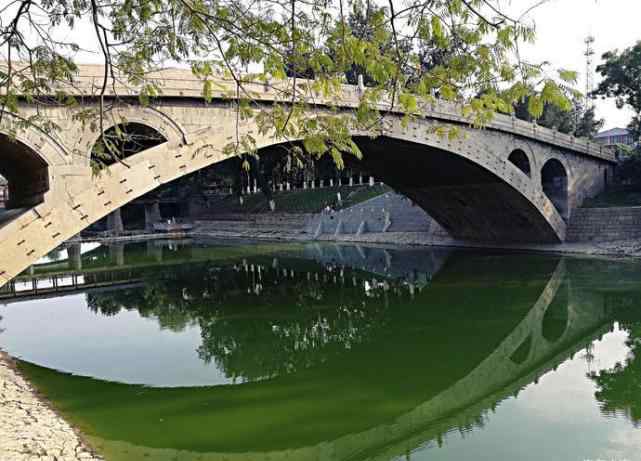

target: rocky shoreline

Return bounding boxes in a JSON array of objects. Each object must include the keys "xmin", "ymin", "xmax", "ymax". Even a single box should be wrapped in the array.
[{"xmin": 0, "ymin": 352, "xmax": 102, "ymax": 461}]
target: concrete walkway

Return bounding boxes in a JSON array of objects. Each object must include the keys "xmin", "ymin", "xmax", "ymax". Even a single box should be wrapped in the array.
[{"xmin": 0, "ymin": 352, "xmax": 102, "ymax": 461}]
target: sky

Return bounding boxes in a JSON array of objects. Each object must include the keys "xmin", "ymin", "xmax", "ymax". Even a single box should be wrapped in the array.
[{"xmin": 516, "ymin": 0, "xmax": 640, "ymax": 129}]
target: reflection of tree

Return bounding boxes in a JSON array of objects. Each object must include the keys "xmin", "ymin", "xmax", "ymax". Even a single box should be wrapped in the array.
[
  {"xmin": 86, "ymin": 259, "xmax": 401, "ymax": 381},
  {"xmin": 87, "ymin": 284, "xmax": 196, "ymax": 332},
  {"xmin": 197, "ymin": 284, "xmax": 390, "ymax": 381},
  {"xmin": 590, "ymin": 322, "xmax": 641, "ymax": 427}
]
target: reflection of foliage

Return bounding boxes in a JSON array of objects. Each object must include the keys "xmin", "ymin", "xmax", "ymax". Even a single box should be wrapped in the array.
[
  {"xmin": 86, "ymin": 259, "xmax": 404, "ymax": 381},
  {"xmin": 87, "ymin": 283, "xmax": 196, "ymax": 332},
  {"xmin": 590, "ymin": 323, "xmax": 641, "ymax": 427},
  {"xmin": 197, "ymin": 287, "xmax": 389, "ymax": 381}
]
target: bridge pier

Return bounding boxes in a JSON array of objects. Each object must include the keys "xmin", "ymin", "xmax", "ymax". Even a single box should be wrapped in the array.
[
  {"xmin": 68, "ymin": 244, "xmax": 82, "ymax": 271},
  {"xmin": 107, "ymin": 209, "xmax": 124, "ymax": 236},
  {"xmin": 144, "ymin": 201, "xmax": 162, "ymax": 231},
  {"xmin": 110, "ymin": 244, "xmax": 125, "ymax": 266}
]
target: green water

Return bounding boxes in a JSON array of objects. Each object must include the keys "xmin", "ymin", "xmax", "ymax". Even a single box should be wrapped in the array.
[{"xmin": 1, "ymin": 240, "xmax": 641, "ymax": 460}]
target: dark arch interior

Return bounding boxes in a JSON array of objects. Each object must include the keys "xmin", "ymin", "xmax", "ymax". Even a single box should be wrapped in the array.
[
  {"xmin": 88, "ymin": 135, "xmax": 564, "ymax": 244},
  {"xmin": 0, "ymin": 134, "xmax": 49, "ymax": 209},
  {"xmin": 542, "ymin": 283, "xmax": 569, "ymax": 343},
  {"xmin": 342, "ymin": 136, "xmax": 561, "ymax": 243},
  {"xmin": 541, "ymin": 159, "xmax": 568, "ymax": 220},
  {"xmin": 508, "ymin": 149, "xmax": 531, "ymax": 177},
  {"xmin": 91, "ymin": 123, "xmax": 167, "ymax": 168}
]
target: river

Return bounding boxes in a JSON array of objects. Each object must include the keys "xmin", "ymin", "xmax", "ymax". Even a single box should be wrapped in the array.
[{"xmin": 0, "ymin": 239, "xmax": 640, "ymax": 460}]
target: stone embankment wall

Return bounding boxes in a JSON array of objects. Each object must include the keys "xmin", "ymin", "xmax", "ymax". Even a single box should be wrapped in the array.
[
  {"xmin": 305, "ymin": 192, "xmax": 450, "ymax": 239},
  {"xmin": 567, "ymin": 207, "xmax": 641, "ymax": 242},
  {"xmin": 194, "ymin": 213, "xmax": 314, "ymax": 239}
]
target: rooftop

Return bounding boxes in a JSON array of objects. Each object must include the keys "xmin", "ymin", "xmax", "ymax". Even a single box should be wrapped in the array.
[{"xmin": 595, "ymin": 127, "xmax": 631, "ymax": 138}]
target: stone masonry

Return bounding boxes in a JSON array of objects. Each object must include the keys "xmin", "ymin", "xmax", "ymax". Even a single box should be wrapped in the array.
[
  {"xmin": 0, "ymin": 65, "xmax": 616, "ymax": 288},
  {"xmin": 567, "ymin": 207, "xmax": 641, "ymax": 242},
  {"xmin": 306, "ymin": 191, "xmax": 447, "ymax": 237}
]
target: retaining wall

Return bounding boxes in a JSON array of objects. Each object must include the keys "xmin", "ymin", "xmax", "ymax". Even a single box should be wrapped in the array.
[
  {"xmin": 305, "ymin": 192, "xmax": 450, "ymax": 238},
  {"xmin": 567, "ymin": 207, "xmax": 641, "ymax": 242}
]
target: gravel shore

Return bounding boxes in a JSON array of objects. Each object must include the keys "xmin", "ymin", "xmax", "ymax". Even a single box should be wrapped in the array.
[{"xmin": 0, "ymin": 352, "xmax": 102, "ymax": 461}]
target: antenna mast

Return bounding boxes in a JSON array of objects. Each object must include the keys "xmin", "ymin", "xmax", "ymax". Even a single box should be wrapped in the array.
[{"xmin": 584, "ymin": 35, "xmax": 595, "ymax": 109}]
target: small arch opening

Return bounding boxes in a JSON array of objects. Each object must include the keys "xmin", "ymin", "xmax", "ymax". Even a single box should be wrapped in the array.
[
  {"xmin": 91, "ymin": 123, "xmax": 166, "ymax": 169},
  {"xmin": 508, "ymin": 149, "xmax": 531, "ymax": 177},
  {"xmin": 0, "ymin": 134, "xmax": 50, "ymax": 210},
  {"xmin": 541, "ymin": 159, "xmax": 568, "ymax": 220}
]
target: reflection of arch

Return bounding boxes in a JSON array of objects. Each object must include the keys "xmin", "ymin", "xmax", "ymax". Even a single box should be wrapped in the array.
[
  {"xmin": 541, "ymin": 282, "xmax": 569, "ymax": 343},
  {"xmin": 0, "ymin": 133, "xmax": 50, "ymax": 208},
  {"xmin": 541, "ymin": 159, "xmax": 569, "ymax": 220},
  {"xmin": 508, "ymin": 149, "xmax": 531, "ymax": 177},
  {"xmin": 90, "ymin": 122, "xmax": 167, "ymax": 167},
  {"xmin": 510, "ymin": 334, "xmax": 533, "ymax": 364}
]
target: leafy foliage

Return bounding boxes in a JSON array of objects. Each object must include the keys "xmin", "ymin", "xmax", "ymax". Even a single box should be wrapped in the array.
[
  {"xmin": 590, "ymin": 323, "xmax": 641, "ymax": 427},
  {"xmin": 514, "ymin": 96, "xmax": 603, "ymax": 138},
  {"xmin": 594, "ymin": 41, "xmax": 641, "ymax": 140},
  {"xmin": 0, "ymin": 0, "xmax": 577, "ymax": 168}
]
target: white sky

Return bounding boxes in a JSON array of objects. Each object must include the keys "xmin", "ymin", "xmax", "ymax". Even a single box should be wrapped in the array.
[{"xmin": 517, "ymin": 0, "xmax": 639, "ymax": 129}]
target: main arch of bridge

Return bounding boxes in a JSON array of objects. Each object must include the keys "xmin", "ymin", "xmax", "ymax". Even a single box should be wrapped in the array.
[{"xmin": 0, "ymin": 71, "xmax": 616, "ymax": 286}]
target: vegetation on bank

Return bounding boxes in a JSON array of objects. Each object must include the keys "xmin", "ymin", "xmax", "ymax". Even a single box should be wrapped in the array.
[
  {"xmin": 202, "ymin": 184, "xmax": 390, "ymax": 215},
  {"xmin": 2, "ymin": 0, "xmax": 580, "ymax": 173}
]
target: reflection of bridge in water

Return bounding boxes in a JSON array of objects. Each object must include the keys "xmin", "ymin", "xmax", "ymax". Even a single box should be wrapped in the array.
[
  {"xmin": 2, "ymin": 242, "xmax": 619, "ymax": 461},
  {"xmin": 0, "ymin": 241, "xmax": 451, "ymax": 301}
]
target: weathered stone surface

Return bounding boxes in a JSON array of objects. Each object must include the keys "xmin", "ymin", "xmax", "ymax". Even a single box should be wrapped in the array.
[
  {"xmin": 0, "ymin": 352, "xmax": 103, "ymax": 461},
  {"xmin": 567, "ymin": 206, "xmax": 641, "ymax": 242},
  {"xmin": 306, "ymin": 191, "xmax": 437, "ymax": 236},
  {"xmin": 0, "ymin": 66, "xmax": 616, "ymax": 287}
]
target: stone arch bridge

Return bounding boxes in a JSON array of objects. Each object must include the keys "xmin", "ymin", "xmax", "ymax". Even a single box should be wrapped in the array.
[{"xmin": 0, "ymin": 65, "xmax": 615, "ymax": 286}]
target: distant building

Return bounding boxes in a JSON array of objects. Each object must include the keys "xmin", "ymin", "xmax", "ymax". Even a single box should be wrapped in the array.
[{"xmin": 594, "ymin": 127, "xmax": 636, "ymax": 147}]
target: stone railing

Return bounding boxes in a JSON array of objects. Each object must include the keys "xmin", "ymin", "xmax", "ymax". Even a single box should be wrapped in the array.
[{"xmin": 20, "ymin": 64, "xmax": 615, "ymax": 163}]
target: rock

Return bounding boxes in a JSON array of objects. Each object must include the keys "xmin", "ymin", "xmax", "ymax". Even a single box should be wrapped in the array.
[{"xmin": 0, "ymin": 353, "xmax": 103, "ymax": 461}]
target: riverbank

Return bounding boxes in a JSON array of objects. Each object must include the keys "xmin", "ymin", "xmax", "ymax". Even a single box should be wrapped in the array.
[
  {"xmin": 313, "ymin": 231, "xmax": 641, "ymax": 258},
  {"xmin": 186, "ymin": 219, "xmax": 641, "ymax": 259},
  {"xmin": 0, "ymin": 352, "xmax": 102, "ymax": 461},
  {"xmin": 67, "ymin": 223, "xmax": 641, "ymax": 260}
]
